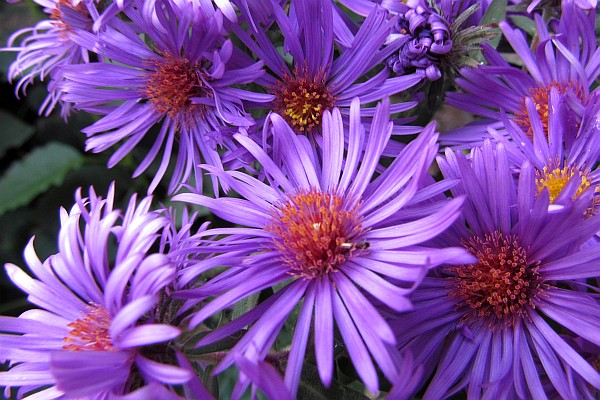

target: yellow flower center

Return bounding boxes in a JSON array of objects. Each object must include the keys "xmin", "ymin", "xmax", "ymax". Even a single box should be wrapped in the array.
[
  {"xmin": 535, "ymin": 164, "xmax": 592, "ymax": 203},
  {"xmin": 273, "ymin": 66, "xmax": 336, "ymax": 134}
]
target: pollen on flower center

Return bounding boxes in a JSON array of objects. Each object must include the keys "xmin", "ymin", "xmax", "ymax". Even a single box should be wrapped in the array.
[
  {"xmin": 535, "ymin": 163, "xmax": 592, "ymax": 203},
  {"xmin": 145, "ymin": 53, "xmax": 208, "ymax": 118},
  {"xmin": 273, "ymin": 66, "xmax": 336, "ymax": 134},
  {"xmin": 448, "ymin": 231, "xmax": 543, "ymax": 328},
  {"xmin": 266, "ymin": 190, "xmax": 367, "ymax": 279},
  {"xmin": 63, "ymin": 303, "xmax": 116, "ymax": 351},
  {"xmin": 514, "ymin": 81, "xmax": 585, "ymax": 136}
]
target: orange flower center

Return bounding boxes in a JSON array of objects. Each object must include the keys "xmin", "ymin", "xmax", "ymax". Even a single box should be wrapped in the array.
[
  {"xmin": 514, "ymin": 81, "xmax": 585, "ymax": 137},
  {"xmin": 145, "ymin": 53, "xmax": 209, "ymax": 120},
  {"xmin": 63, "ymin": 303, "xmax": 116, "ymax": 351},
  {"xmin": 266, "ymin": 190, "xmax": 367, "ymax": 279}
]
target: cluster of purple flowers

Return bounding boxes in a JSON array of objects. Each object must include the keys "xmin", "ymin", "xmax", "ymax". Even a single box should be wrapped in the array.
[{"xmin": 1, "ymin": 0, "xmax": 600, "ymax": 398}]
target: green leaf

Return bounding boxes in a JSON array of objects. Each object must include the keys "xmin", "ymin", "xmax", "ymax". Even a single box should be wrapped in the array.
[
  {"xmin": 232, "ymin": 292, "xmax": 261, "ymax": 320},
  {"xmin": 0, "ymin": 142, "xmax": 83, "ymax": 216},
  {"xmin": 480, "ymin": 0, "xmax": 507, "ymax": 48},
  {"xmin": 510, "ymin": 15, "xmax": 537, "ymax": 37},
  {"xmin": 0, "ymin": 110, "xmax": 35, "ymax": 158},
  {"xmin": 481, "ymin": 0, "xmax": 508, "ymax": 25}
]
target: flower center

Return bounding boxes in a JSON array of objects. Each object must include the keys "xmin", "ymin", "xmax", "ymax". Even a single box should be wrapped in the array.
[
  {"xmin": 145, "ymin": 53, "xmax": 208, "ymax": 119},
  {"xmin": 63, "ymin": 303, "xmax": 116, "ymax": 351},
  {"xmin": 535, "ymin": 163, "xmax": 592, "ymax": 203},
  {"xmin": 266, "ymin": 190, "xmax": 366, "ymax": 279},
  {"xmin": 448, "ymin": 231, "xmax": 543, "ymax": 328},
  {"xmin": 514, "ymin": 81, "xmax": 585, "ymax": 136},
  {"xmin": 272, "ymin": 66, "xmax": 336, "ymax": 134}
]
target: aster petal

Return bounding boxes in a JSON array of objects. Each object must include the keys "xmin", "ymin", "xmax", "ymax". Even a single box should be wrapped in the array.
[
  {"xmin": 0, "ymin": 335, "xmax": 64, "ymax": 350},
  {"xmin": 51, "ymin": 350, "xmax": 132, "ymax": 397},
  {"xmin": 509, "ymin": 295, "xmax": 542, "ymax": 398},
  {"xmin": 284, "ymin": 283, "xmax": 316, "ymax": 396},
  {"xmin": 270, "ymin": 113, "xmax": 320, "ymax": 190},
  {"xmin": 332, "ymin": 289, "xmax": 378, "ymax": 393},
  {"xmin": 0, "ymin": 348, "xmax": 51, "ymax": 364},
  {"xmin": 16, "ymin": 385, "xmax": 64, "ymax": 400},
  {"xmin": 173, "ymin": 195, "xmax": 270, "ymax": 228},
  {"xmin": 341, "ymin": 263, "xmax": 412, "ymax": 312},
  {"xmin": 235, "ymin": 356, "xmax": 293, "ymax": 400},
  {"xmin": 195, "ymin": 285, "xmax": 288, "ymax": 348},
  {"xmin": 338, "ymin": 98, "xmax": 365, "ymax": 191},
  {"xmin": 367, "ymin": 197, "xmax": 464, "ymax": 248},
  {"xmin": 489, "ymin": 327, "xmax": 514, "ymax": 383},
  {"xmin": 349, "ymin": 99, "xmax": 392, "ymax": 197},
  {"xmin": 369, "ymin": 247, "xmax": 475, "ymax": 267},
  {"xmin": 133, "ymin": 354, "xmax": 192, "ymax": 385},
  {"xmin": 115, "ymin": 382, "xmax": 183, "ymax": 400},
  {"xmin": 110, "ymin": 295, "xmax": 158, "ymax": 339},
  {"xmin": 188, "ymin": 265, "xmax": 289, "ymax": 328},
  {"xmin": 422, "ymin": 331, "xmax": 479, "ymax": 400},
  {"xmin": 541, "ymin": 241, "xmax": 600, "ymax": 280},
  {"xmin": 216, "ymin": 281, "xmax": 310, "ymax": 375},
  {"xmin": 334, "ymin": 272, "xmax": 396, "ymax": 344},
  {"xmin": 333, "ymin": 274, "xmax": 399, "ymax": 382},
  {"xmin": 314, "ymin": 277, "xmax": 334, "ymax": 387},
  {"xmin": 0, "ymin": 315, "xmax": 66, "ymax": 336},
  {"xmin": 528, "ymin": 312, "xmax": 600, "ymax": 389},
  {"xmin": 21, "ymin": 238, "xmax": 74, "ymax": 302},
  {"xmin": 243, "ymin": 280, "xmax": 310, "ymax": 361},
  {"xmin": 539, "ymin": 289, "xmax": 600, "ymax": 346},
  {"xmin": 0, "ymin": 369, "xmax": 56, "ymax": 387},
  {"xmin": 321, "ymin": 108, "xmax": 344, "ymax": 192},
  {"xmin": 4, "ymin": 264, "xmax": 85, "ymax": 321},
  {"xmin": 467, "ymin": 328, "xmax": 492, "ymax": 400},
  {"xmin": 499, "ymin": 22, "xmax": 544, "ymax": 83},
  {"xmin": 233, "ymin": 132, "xmax": 294, "ymax": 193},
  {"xmin": 349, "ymin": 257, "xmax": 425, "ymax": 281},
  {"xmin": 115, "ymin": 324, "xmax": 180, "ymax": 349},
  {"xmin": 130, "ymin": 254, "xmax": 175, "ymax": 299},
  {"xmin": 526, "ymin": 318, "xmax": 582, "ymax": 399}
]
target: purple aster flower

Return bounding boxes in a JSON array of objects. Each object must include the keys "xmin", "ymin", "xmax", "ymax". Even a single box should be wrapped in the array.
[
  {"xmin": 59, "ymin": 0, "xmax": 271, "ymax": 194},
  {"xmin": 384, "ymin": 0, "xmax": 453, "ymax": 81},
  {"xmin": 390, "ymin": 141, "xmax": 600, "ymax": 399},
  {"xmin": 444, "ymin": 1, "xmax": 599, "ymax": 147},
  {"xmin": 490, "ymin": 87, "xmax": 600, "ymax": 216},
  {"xmin": 232, "ymin": 0, "xmax": 422, "ymax": 138},
  {"xmin": 0, "ymin": 184, "xmax": 210, "ymax": 399},
  {"xmin": 173, "ymin": 99, "xmax": 473, "ymax": 396},
  {"xmin": 2, "ymin": 0, "xmax": 100, "ymax": 117}
]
